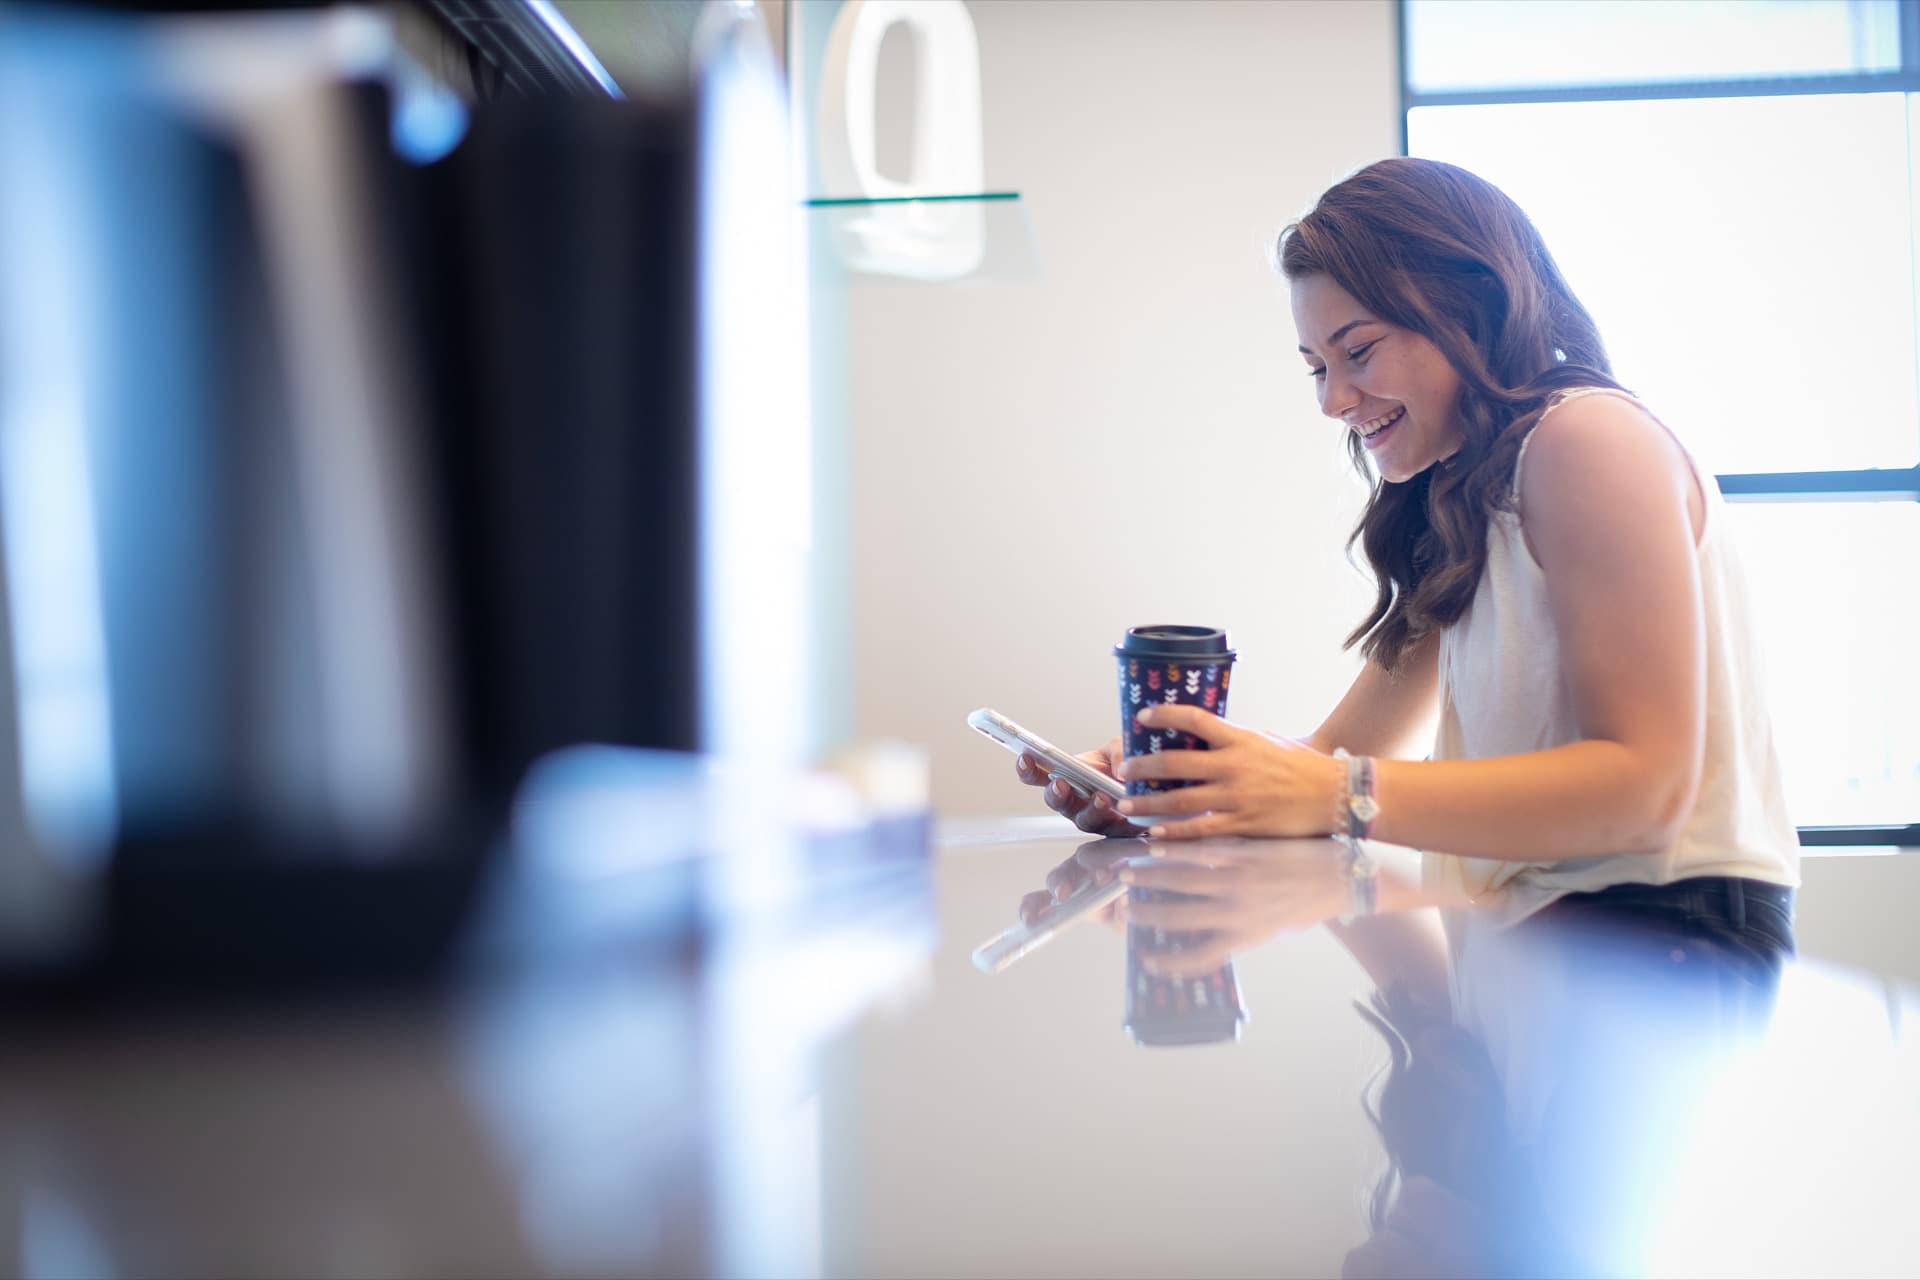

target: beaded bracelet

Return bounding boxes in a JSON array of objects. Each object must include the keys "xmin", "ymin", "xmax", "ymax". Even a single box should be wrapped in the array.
[{"xmin": 1331, "ymin": 748, "xmax": 1379, "ymax": 918}]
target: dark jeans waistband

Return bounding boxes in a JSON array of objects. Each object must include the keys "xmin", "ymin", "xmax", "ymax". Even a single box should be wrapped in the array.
[{"xmin": 1537, "ymin": 875, "xmax": 1797, "ymax": 957}]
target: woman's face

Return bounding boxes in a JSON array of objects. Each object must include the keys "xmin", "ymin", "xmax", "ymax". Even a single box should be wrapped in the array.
[{"xmin": 1290, "ymin": 273, "xmax": 1465, "ymax": 483}]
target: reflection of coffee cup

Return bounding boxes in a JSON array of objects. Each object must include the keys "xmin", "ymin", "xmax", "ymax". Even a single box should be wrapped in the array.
[
  {"xmin": 1124, "ymin": 884, "xmax": 1246, "ymax": 1047},
  {"xmin": 1113, "ymin": 626, "xmax": 1236, "ymax": 800}
]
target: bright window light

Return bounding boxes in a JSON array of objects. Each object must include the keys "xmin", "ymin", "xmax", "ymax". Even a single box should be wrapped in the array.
[
  {"xmin": 1409, "ymin": 93, "xmax": 1919, "ymax": 475},
  {"xmin": 1406, "ymin": 0, "xmax": 1920, "ymax": 839},
  {"xmin": 1405, "ymin": 0, "xmax": 1903, "ymax": 94}
]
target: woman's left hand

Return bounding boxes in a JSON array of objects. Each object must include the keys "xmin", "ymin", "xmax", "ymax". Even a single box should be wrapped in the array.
[{"xmin": 1113, "ymin": 705, "xmax": 1346, "ymax": 840}]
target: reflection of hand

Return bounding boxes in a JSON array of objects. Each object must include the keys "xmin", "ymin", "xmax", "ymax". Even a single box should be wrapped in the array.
[
  {"xmin": 1117, "ymin": 839, "xmax": 1353, "ymax": 977},
  {"xmin": 1112, "ymin": 707, "xmax": 1343, "ymax": 840},
  {"xmin": 1017, "ymin": 838, "xmax": 1145, "ymax": 928},
  {"xmin": 1013, "ymin": 739, "xmax": 1133, "ymax": 836}
]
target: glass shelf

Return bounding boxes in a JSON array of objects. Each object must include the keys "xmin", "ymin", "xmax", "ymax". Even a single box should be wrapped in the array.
[
  {"xmin": 801, "ymin": 191, "xmax": 1037, "ymax": 285},
  {"xmin": 803, "ymin": 191, "xmax": 1018, "ymax": 206}
]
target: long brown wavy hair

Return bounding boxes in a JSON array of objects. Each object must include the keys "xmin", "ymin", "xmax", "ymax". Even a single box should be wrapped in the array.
[{"xmin": 1277, "ymin": 158, "xmax": 1626, "ymax": 673}]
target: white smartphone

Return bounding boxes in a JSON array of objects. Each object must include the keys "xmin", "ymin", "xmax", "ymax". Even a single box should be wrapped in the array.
[
  {"xmin": 971, "ymin": 869, "xmax": 1133, "ymax": 974},
  {"xmin": 968, "ymin": 707, "xmax": 1126, "ymax": 803}
]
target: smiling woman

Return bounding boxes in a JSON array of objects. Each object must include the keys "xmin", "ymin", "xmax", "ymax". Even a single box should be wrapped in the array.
[
  {"xmin": 1291, "ymin": 275, "xmax": 1465, "ymax": 486},
  {"xmin": 1278, "ymin": 158, "xmax": 1628, "ymax": 674},
  {"xmin": 1019, "ymin": 155, "xmax": 1799, "ymax": 959}
]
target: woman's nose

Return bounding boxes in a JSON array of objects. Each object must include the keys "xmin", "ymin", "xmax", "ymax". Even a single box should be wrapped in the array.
[{"xmin": 1320, "ymin": 367, "xmax": 1360, "ymax": 421}]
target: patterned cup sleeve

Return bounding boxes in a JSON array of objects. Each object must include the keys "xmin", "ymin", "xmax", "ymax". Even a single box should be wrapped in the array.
[{"xmin": 1116, "ymin": 657, "xmax": 1233, "ymax": 796}]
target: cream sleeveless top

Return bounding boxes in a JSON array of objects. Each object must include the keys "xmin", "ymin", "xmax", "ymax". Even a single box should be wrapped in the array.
[{"xmin": 1424, "ymin": 387, "xmax": 1799, "ymax": 923}]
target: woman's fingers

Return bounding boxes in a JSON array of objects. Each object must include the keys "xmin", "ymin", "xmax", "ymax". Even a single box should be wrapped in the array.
[
  {"xmin": 1022, "ymin": 748, "xmax": 1122, "ymax": 785},
  {"xmin": 1018, "ymin": 890, "xmax": 1056, "ymax": 926},
  {"xmin": 1075, "ymin": 792, "xmax": 1129, "ymax": 834},
  {"xmin": 1133, "ymin": 705, "xmax": 1236, "ymax": 745},
  {"xmin": 1134, "ymin": 810, "xmax": 1238, "ymax": 841},
  {"xmin": 1015, "ymin": 752, "xmax": 1051, "ymax": 786},
  {"xmin": 1021, "ymin": 753, "xmax": 1123, "ymax": 830},
  {"xmin": 1040, "ymin": 775, "xmax": 1092, "ymax": 822},
  {"xmin": 1116, "ymin": 749, "xmax": 1230, "ymax": 785},
  {"xmin": 1021, "ymin": 753, "xmax": 1099, "ymax": 823},
  {"xmin": 1118, "ymin": 783, "xmax": 1227, "ymax": 819},
  {"xmin": 1044, "ymin": 784, "xmax": 1127, "ymax": 834}
]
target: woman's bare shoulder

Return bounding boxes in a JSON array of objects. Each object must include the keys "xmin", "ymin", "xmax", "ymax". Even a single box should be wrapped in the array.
[
  {"xmin": 1516, "ymin": 392, "xmax": 1695, "ymax": 516},
  {"xmin": 1513, "ymin": 391, "xmax": 1702, "ymax": 559}
]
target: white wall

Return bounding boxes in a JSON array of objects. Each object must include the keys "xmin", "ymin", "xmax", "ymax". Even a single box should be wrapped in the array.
[
  {"xmin": 845, "ymin": 0, "xmax": 1402, "ymax": 817},
  {"xmin": 1795, "ymin": 850, "xmax": 1920, "ymax": 987}
]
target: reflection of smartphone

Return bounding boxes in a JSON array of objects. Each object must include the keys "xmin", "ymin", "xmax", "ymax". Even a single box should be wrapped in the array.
[
  {"xmin": 968, "ymin": 707, "xmax": 1125, "ymax": 802},
  {"xmin": 972, "ymin": 872, "xmax": 1130, "ymax": 974}
]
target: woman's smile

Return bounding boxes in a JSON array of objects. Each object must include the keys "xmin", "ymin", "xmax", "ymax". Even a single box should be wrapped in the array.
[{"xmin": 1354, "ymin": 405, "xmax": 1406, "ymax": 449}]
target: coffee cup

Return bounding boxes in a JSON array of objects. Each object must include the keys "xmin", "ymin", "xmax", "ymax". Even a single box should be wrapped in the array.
[{"xmin": 1113, "ymin": 625, "xmax": 1236, "ymax": 802}]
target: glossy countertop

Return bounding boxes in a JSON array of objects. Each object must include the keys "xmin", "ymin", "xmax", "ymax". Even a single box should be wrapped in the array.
[
  {"xmin": 3, "ymin": 774, "xmax": 1918, "ymax": 1279},
  {"xmin": 845, "ymin": 820, "xmax": 1920, "ymax": 1279}
]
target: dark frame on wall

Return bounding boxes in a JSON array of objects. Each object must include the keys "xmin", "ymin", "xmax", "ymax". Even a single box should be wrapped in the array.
[{"xmin": 1397, "ymin": 0, "xmax": 1920, "ymax": 849}]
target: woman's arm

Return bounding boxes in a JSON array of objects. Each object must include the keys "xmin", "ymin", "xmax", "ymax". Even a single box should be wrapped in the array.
[
  {"xmin": 1369, "ymin": 394, "xmax": 1706, "ymax": 859},
  {"xmin": 1119, "ymin": 395, "xmax": 1709, "ymax": 861},
  {"xmin": 1021, "ymin": 632, "xmax": 1440, "ymax": 837},
  {"xmin": 1303, "ymin": 630, "xmax": 1442, "ymax": 761}
]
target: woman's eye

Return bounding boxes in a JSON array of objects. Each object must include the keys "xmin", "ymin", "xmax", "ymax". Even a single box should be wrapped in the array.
[
  {"xmin": 1307, "ymin": 366, "xmax": 1327, "ymax": 379},
  {"xmin": 1346, "ymin": 339, "xmax": 1380, "ymax": 362}
]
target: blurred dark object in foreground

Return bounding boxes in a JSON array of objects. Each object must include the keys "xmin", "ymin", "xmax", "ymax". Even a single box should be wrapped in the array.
[
  {"xmin": 0, "ymin": 2, "xmax": 811, "ymax": 991},
  {"xmin": 414, "ymin": 93, "xmax": 701, "ymax": 809}
]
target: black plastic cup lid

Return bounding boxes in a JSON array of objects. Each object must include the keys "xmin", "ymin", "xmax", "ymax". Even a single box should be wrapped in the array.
[{"xmin": 1114, "ymin": 625, "xmax": 1236, "ymax": 661}]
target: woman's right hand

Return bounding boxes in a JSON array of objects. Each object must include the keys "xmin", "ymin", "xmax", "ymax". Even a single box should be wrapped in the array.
[{"xmin": 1014, "ymin": 737, "xmax": 1134, "ymax": 836}]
